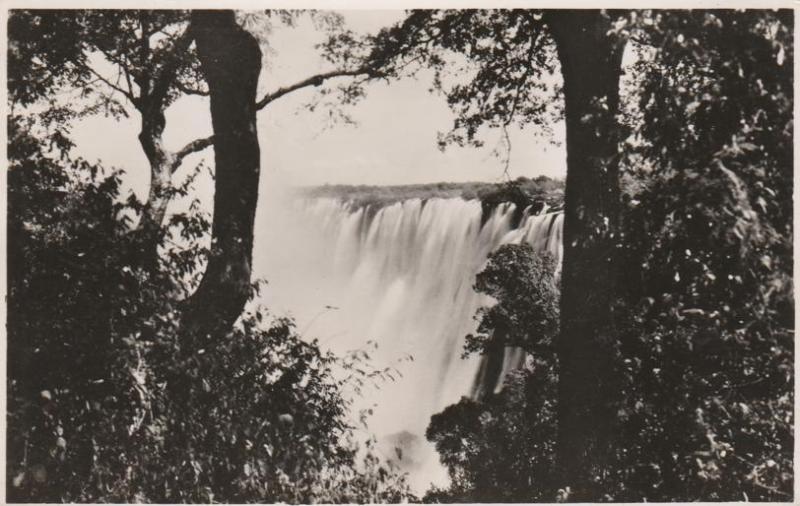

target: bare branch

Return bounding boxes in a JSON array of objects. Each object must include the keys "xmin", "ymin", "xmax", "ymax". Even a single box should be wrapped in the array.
[
  {"xmin": 169, "ymin": 68, "xmax": 377, "ymax": 172},
  {"xmin": 85, "ymin": 65, "xmax": 138, "ymax": 105},
  {"xmin": 96, "ymin": 47, "xmax": 140, "ymax": 100},
  {"xmin": 175, "ymin": 80, "xmax": 209, "ymax": 96},
  {"xmin": 122, "ymin": 66, "xmax": 136, "ymax": 99},
  {"xmin": 172, "ymin": 135, "xmax": 214, "ymax": 172},
  {"xmin": 97, "ymin": 47, "xmax": 129, "ymax": 71},
  {"xmin": 137, "ymin": 13, "xmax": 152, "ymax": 95},
  {"xmin": 256, "ymin": 67, "xmax": 377, "ymax": 110},
  {"xmin": 500, "ymin": 125, "xmax": 512, "ymax": 180},
  {"xmin": 168, "ymin": 67, "xmax": 381, "ymax": 174}
]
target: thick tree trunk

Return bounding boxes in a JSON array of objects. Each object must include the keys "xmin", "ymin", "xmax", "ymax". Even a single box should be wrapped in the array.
[
  {"xmin": 545, "ymin": 10, "xmax": 626, "ymax": 500},
  {"xmin": 184, "ymin": 10, "xmax": 262, "ymax": 339}
]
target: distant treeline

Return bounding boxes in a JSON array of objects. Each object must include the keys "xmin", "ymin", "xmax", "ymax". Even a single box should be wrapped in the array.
[{"xmin": 301, "ymin": 176, "xmax": 565, "ymax": 219}]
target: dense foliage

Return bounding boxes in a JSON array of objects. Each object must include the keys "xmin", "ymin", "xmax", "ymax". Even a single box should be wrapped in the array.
[
  {"xmin": 425, "ymin": 9, "xmax": 793, "ymax": 503},
  {"xmin": 426, "ymin": 363, "xmax": 558, "ymax": 503},
  {"xmin": 610, "ymin": 10, "xmax": 794, "ymax": 501},
  {"xmin": 464, "ymin": 244, "xmax": 559, "ymax": 357},
  {"xmin": 425, "ymin": 244, "xmax": 560, "ymax": 502},
  {"xmin": 6, "ymin": 116, "xmax": 412, "ymax": 503}
]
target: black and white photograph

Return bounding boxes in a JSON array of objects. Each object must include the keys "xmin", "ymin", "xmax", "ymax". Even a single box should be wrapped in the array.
[{"xmin": 3, "ymin": 3, "xmax": 795, "ymax": 503}]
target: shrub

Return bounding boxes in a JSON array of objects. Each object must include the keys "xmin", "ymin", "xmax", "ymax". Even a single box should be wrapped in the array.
[
  {"xmin": 6, "ymin": 116, "xmax": 413, "ymax": 503},
  {"xmin": 425, "ymin": 360, "xmax": 557, "ymax": 503},
  {"xmin": 427, "ymin": 177, "xmax": 792, "ymax": 500}
]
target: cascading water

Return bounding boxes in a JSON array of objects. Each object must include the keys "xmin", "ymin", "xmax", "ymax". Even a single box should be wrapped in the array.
[{"xmin": 253, "ymin": 193, "xmax": 563, "ymax": 494}]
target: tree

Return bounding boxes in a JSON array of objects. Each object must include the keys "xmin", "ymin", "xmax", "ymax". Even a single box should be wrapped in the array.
[
  {"xmin": 10, "ymin": 10, "xmax": 197, "ymax": 260},
  {"xmin": 426, "ymin": 364, "xmax": 558, "ymax": 503},
  {"xmin": 371, "ymin": 9, "xmax": 628, "ymax": 496},
  {"xmin": 374, "ymin": 8, "xmax": 793, "ymax": 499},
  {"xmin": 542, "ymin": 13, "xmax": 627, "ymax": 496},
  {"xmin": 8, "ymin": 9, "xmax": 383, "ymax": 265},
  {"xmin": 7, "ymin": 10, "xmax": 418, "ymax": 502},
  {"xmin": 179, "ymin": 10, "xmax": 262, "ymax": 341},
  {"xmin": 7, "ymin": 6, "xmax": 395, "ymax": 354},
  {"xmin": 7, "ymin": 76, "xmax": 413, "ymax": 506},
  {"xmin": 429, "ymin": 24, "xmax": 795, "ymax": 489},
  {"xmin": 466, "ymin": 244, "xmax": 559, "ymax": 357},
  {"xmin": 466, "ymin": 244, "xmax": 558, "ymax": 399},
  {"xmin": 609, "ymin": 10, "xmax": 793, "ymax": 500}
]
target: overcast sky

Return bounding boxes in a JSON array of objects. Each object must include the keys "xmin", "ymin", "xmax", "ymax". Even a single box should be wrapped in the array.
[{"xmin": 68, "ymin": 10, "xmax": 566, "ymax": 200}]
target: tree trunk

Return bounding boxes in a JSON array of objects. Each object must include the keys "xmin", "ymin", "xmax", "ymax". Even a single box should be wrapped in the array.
[
  {"xmin": 184, "ymin": 10, "xmax": 262, "ymax": 339},
  {"xmin": 132, "ymin": 21, "xmax": 198, "ymax": 270},
  {"xmin": 545, "ymin": 10, "xmax": 626, "ymax": 500},
  {"xmin": 137, "ymin": 106, "xmax": 174, "ymax": 268}
]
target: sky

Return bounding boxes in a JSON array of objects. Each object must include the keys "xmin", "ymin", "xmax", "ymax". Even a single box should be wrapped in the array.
[{"xmin": 68, "ymin": 10, "xmax": 566, "ymax": 201}]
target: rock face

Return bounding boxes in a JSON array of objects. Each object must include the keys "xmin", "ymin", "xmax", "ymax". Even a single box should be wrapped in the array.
[{"xmin": 299, "ymin": 176, "xmax": 565, "ymax": 212}]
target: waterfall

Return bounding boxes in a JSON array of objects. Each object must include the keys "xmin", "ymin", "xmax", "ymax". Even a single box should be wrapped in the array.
[{"xmin": 253, "ymin": 195, "xmax": 563, "ymax": 493}]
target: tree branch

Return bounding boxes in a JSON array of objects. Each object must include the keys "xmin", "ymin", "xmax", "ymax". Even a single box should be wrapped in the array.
[
  {"xmin": 168, "ymin": 67, "xmax": 383, "ymax": 175},
  {"xmin": 172, "ymin": 136, "xmax": 214, "ymax": 172},
  {"xmin": 97, "ymin": 46, "xmax": 140, "ymax": 100},
  {"xmin": 255, "ymin": 67, "xmax": 375, "ymax": 110},
  {"xmin": 85, "ymin": 65, "xmax": 137, "ymax": 105},
  {"xmin": 137, "ymin": 13, "xmax": 152, "ymax": 96},
  {"xmin": 150, "ymin": 24, "xmax": 195, "ymax": 105},
  {"xmin": 168, "ymin": 67, "xmax": 380, "ymax": 173},
  {"xmin": 122, "ymin": 59, "xmax": 136, "ymax": 99},
  {"xmin": 175, "ymin": 80, "xmax": 209, "ymax": 96}
]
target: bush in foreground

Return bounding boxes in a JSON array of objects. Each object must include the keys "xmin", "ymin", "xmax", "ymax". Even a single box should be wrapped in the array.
[{"xmin": 7, "ymin": 116, "xmax": 412, "ymax": 503}]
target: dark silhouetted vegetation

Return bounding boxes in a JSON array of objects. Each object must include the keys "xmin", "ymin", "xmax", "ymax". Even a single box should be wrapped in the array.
[
  {"xmin": 425, "ymin": 244, "xmax": 560, "ymax": 502},
  {"xmin": 464, "ymin": 244, "xmax": 559, "ymax": 358},
  {"xmin": 7, "ymin": 114, "xmax": 413, "ymax": 503}
]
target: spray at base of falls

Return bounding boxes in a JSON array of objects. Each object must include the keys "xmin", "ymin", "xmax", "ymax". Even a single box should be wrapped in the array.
[{"xmin": 254, "ymin": 195, "xmax": 563, "ymax": 495}]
